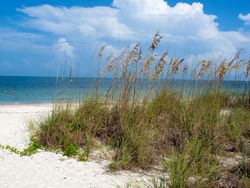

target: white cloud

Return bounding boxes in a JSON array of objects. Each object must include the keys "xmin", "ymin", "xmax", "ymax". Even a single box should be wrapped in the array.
[
  {"xmin": 112, "ymin": 0, "xmax": 218, "ymax": 39},
  {"xmin": 239, "ymin": 13, "xmax": 250, "ymax": 25},
  {"xmin": 16, "ymin": 0, "xmax": 250, "ymax": 61},
  {"xmin": 18, "ymin": 5, "xmax": 134, "ymax": 40},
  {"xmin": 18, "ymin": 1, "xmax": 220, "ymax": 41},
  {"xmin": 53, "ymin": 37, "xmax": 75, "ymax": 60}
]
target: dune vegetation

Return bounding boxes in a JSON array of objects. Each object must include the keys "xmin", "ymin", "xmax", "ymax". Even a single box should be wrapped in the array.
[{"xmin": 29, "ymin": 33, "xmax": 250, "ymax": 187}]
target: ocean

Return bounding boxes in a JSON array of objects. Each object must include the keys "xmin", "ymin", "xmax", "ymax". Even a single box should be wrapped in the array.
[
  {"xmin": 0, "ymin": 76, "xmax": 249, "ymax": 104},
  {"xmin": 0, "ymin": 76, "xmax": 103, "ymax": 104}
]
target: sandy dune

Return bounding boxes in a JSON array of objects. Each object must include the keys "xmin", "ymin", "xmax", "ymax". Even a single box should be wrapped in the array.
[{"xmin": 0, "ymin": 104, "xmax": 149, "ymax": 188}]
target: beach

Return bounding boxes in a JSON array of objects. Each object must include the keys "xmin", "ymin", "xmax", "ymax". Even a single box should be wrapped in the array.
[
  {"xmin": 1, "ymin": 0, "xmax": 250, "ymax": 186},
  {"xmin": 0, "ymin": 104, "xmax": 149, "ymax": 188}
]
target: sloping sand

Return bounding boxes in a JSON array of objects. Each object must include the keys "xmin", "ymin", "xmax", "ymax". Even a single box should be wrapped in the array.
[{"xmin": 0, "ymin": 104, "xmax": 150, "ymax": 188}]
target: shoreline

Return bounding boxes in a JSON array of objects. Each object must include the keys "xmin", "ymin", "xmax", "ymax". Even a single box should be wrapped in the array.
[
  {"xmin": 0, "ymin": 102, "xmax": 52, "ymax": 107},
  {"xmin": 0, "ymin": 103, "xmax": 53, "ymax": 114}
]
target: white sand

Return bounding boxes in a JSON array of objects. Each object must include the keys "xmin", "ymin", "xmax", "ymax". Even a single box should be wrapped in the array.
[{"xmin": 0, "ymin": 104, "xmax": 151, "ymax": 188}]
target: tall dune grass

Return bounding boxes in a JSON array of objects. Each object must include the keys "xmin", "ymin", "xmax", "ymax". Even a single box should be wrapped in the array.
[{"xmin": 30, "ymin": 33, "xmax": 250, "ymax": 187}]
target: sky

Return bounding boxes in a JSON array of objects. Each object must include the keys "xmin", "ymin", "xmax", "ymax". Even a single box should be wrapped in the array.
[{"xmin": 0, "ymin": 0, "xmax": 250, "ymax": 77}]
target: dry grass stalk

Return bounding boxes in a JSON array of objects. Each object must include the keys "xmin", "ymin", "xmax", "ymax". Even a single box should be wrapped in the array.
[
  {"xmin": 191, "ymin": 69, "xmax": 196, "ymax": 78},
  {"xmin": 171, "ymin": 58, "xmax": 184, "ymax": 74},
  {"xmin": 128, "ymin": 74, "xmax": 136, "ymax": 83},
  {"xmin": 101, "ymin": 47, "xmax": 130, "ymax": 75},
  {"xmin": 142, "ymin": 55, "xmax": 155, "ymax": 76},
  {"xmin": 127, "ymin": 44, "xmax": 141, "ymax": 62},
  {"xmin": 197, "ymin": 60, "xmax": 212, "ymax": 78},
  {"xmin": 228, "ymin": 49, "xmax": 242, "ymax": 67},
  {"xmin": 102, "ymin": 64, "xmax": 114, "ymax": 74},
  {"xmin": 96, "ymin": 45, "xmax": 106, "ymax": 61},
  {"xmin": 150, "ymin": 32, "xmax": 162, "ymax": 51},
  {"xmin": 151, "ymin": 51, "xmax": 168, "ymax": 80},
  {"xmin": 231, "ymin": 61, "xmax": 243, "ymax": 70},
  {"xmin": 245, "ymin": 59, "xmax": 250, "ymax": 78},
  {"xmin": 183, "ymin": 64, "xmax": 189, "ymax": 74},
  {"xmin": 216, "ymin": 60, "xmax": 229, "ymax": 80},
  {"xmin": 106, "ymin": 52, "xmax": 113, "ymax": 63},
  {"xmin": 122, "ymin": 44, "xmax": 140, "ymax": 78}
]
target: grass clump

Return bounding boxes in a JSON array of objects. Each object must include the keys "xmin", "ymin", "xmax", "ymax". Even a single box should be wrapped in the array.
[
  {"xmin": 167, "ymin": 136, "xmax": 218, "ymax": 188},
  {"xmin": 29, "ymin": 105, "xmax": 92, "ymax": 160},
  {"xmin": 28, "ymin": 33, "xmax": 250, "ymax": 187}
]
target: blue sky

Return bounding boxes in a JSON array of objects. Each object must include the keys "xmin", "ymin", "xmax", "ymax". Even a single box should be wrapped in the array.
[{"xmin": 0, "ymin": 0, "xmax": 250, "ymax": 76}]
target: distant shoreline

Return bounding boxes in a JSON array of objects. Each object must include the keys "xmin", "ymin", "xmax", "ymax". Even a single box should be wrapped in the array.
[
  {"xmin": 0, "ymin": 101, "xmax": 53, "ymax": 105},
  {"xmin": 0, "ymin": 102, "xmax": 52, "ymax": 106}
]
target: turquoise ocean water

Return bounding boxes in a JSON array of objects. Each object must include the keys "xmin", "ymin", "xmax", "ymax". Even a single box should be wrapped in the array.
[{"xmin": 0, "ymin": 76, "xmax": 249, "ymax": 104}]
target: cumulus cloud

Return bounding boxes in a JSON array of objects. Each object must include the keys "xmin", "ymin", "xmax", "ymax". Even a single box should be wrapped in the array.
[
  {"xmin": 53, "ymin": 37, "xmax": 75, "ymax": 60},
  {"xmin": 18, "ymin": 1, "xmax": 219, "ymax": 41},
  {"xmin": 18, "ymin": 5, "xmax": 134, "ymax": 40},
  {"xmin": 239, "ymin": 13, "xmax": 250, "ymax": 25},
  {"xmin": 16, "ymin": 0, "xmax": 250, "ymax": 61}
]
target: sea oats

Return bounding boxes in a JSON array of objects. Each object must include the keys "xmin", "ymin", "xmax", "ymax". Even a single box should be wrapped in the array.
[
  {"xmin": 150, "ymin": 32, "xmax": 162, "ymax": 51},
  {"xmin": 198, "ymin": 60, "xmax": 212, "ymax": 78},
  {"xmin": 151, "ymin": 51, "xmax": 168, "ymax": 80},
  {"xmin": 96, "ymin": 45, "xmax": 106, "ymax": 61},
  {"xmin": 128, "ymin": 74, "xmax": 136, "ymax": 82},
  {"xmin": 228, "ymin": 49, "xmax": 242, "ymax": 67},
  {"xmin": 143, "ymin": 55, "xmax": 155, "ymax": 75},
  {"xmin": 245, "ymin": 59, "xmax": 250, "ymax": 78},
  {"xmin": 106, "ymin": 53, "xmax": 113, "ymax": 63},
  {"xmin": 231, "ymin": 61, "xmax": 243, "ymax": 70},
  {"xmin": 102, "ymin": 63, "xmax": 113, "ymax": 74},
  {"xmin": 191, "ymin": 69, "xmax": 196, "ymax": 78},
  {"xmin": 216, "ymin": 60, "xmax": 229, "ymax": 80},
  {"xmin": 171, "ymin": 58, "xmax": 184, "ymax": 74},
  {"xmin": 183, "ymin": 64, "xmax": 189, "ymax": 73},
  {"xmin": 128, "ymin": 44, "xmax": 141, "ymax": 61}
]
